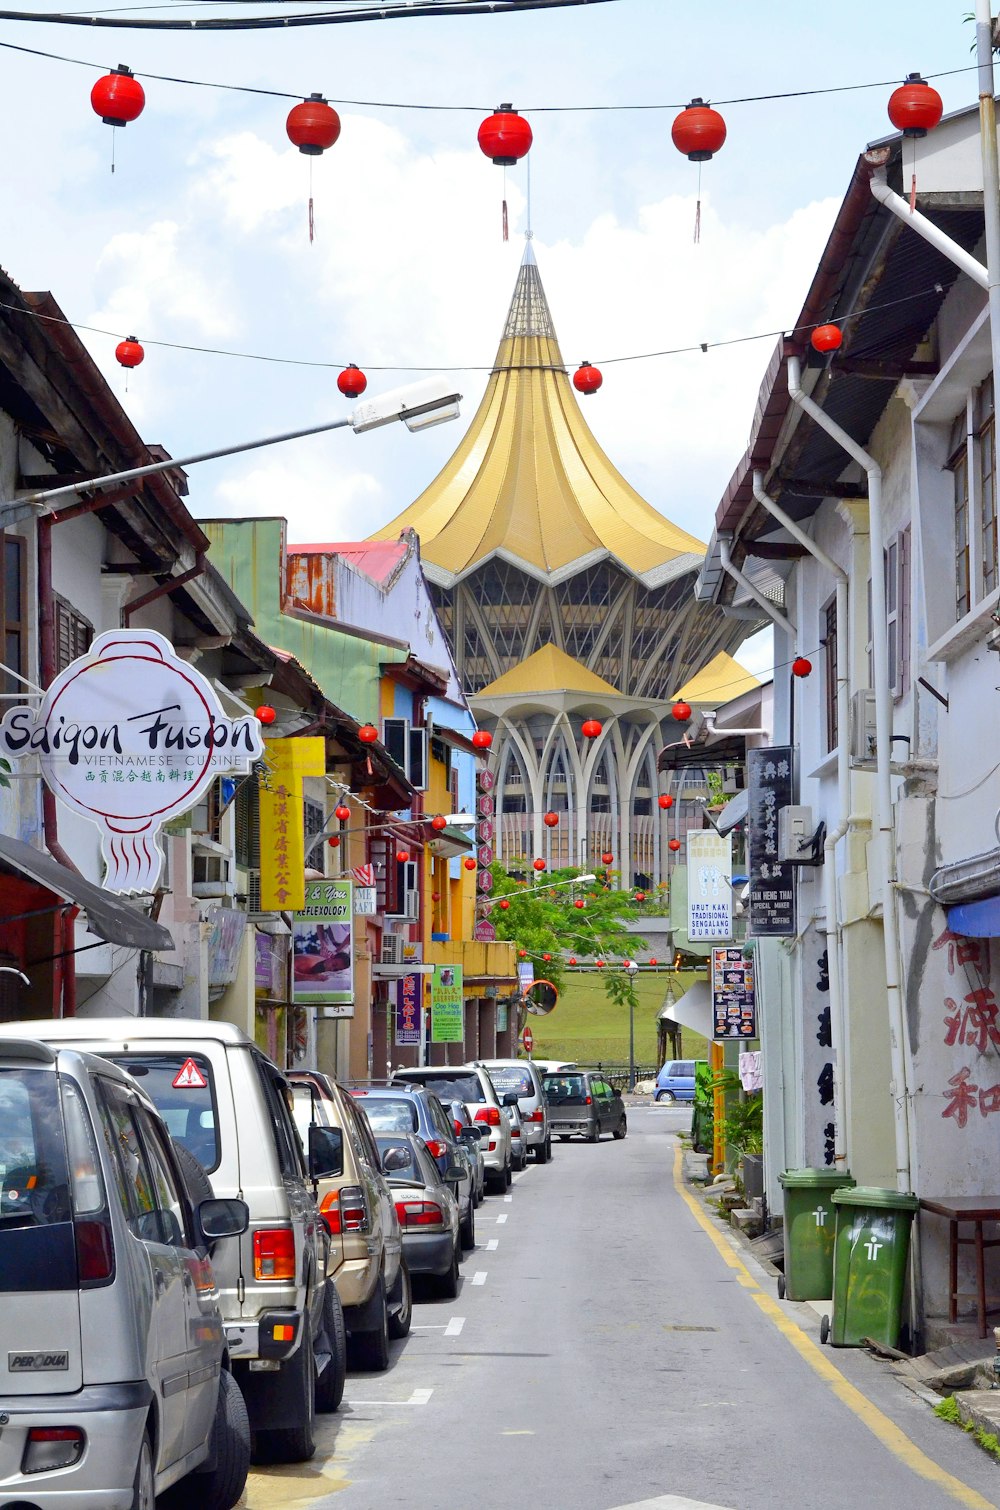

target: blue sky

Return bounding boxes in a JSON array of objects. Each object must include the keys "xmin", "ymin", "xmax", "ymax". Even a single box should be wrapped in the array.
[{"xmin": 0, "ymin": 0, "xmax": 983, "ymax": 679}]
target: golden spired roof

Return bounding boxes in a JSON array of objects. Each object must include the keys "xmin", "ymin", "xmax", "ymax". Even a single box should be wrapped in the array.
[
  {"xmin": 478, "ymin": 644, "xmax": 619, "ymax": 698},
  {"xmin": 371, "ymin": 243, "xmax": 705, "ymax": 585},
  {"xmin": 670, "ymin": 652, "xmax": 760, "ymax": 705}
]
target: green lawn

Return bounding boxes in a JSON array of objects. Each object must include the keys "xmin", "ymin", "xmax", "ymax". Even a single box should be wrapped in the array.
[{"xmin": 528, "ymin": 970, "xmax": 708, "ymax": 1070}]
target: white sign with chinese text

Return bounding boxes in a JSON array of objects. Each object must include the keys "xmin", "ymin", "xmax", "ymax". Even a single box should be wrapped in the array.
[
  {"xmin": 0, "ymin": 630, "xmax": 263, "ymax": 895},
  {"xmin": 687, "ymin": 830, "xmax": 733, "ymax": 941}
]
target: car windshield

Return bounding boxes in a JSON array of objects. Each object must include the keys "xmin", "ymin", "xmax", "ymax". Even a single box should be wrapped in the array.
[
  {"xmin": 362, "ymin": 1098, "xmax": 419, "ymax": 1133},
  {"xmin": 543, "ymin": 1074, "xmax": 588, "ymax": 1103},
  {"xmin": 0, "ymin": 1065, "xmax": 78, "ymax": 1292},
  {"xmin": 107, "ymin": 1053, "xmax": 219, "ymax": 1172},
  {"xmin": 398, "ymin": 1073, "xmax": 485, "ymax": 1104},
  {"xmin": 487, "ymin": 1066, "xmax": 533, "ymax": 1097}
]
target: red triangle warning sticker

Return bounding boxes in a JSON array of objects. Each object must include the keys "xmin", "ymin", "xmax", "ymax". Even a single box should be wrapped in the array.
[{"xmin": 172, "ymin": 1058, "xmax": 208, "ymax": 1090}]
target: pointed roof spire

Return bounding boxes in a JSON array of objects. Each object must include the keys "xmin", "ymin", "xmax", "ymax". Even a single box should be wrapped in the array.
[{"xmin": 370, "ymin": 249, "xmax": 705, "ymax": 585}]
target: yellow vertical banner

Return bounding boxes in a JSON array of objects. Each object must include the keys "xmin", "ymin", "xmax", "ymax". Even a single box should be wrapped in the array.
[{"xmin": 258, "ymin": 737, "xmax": 326, "ymax": 913}]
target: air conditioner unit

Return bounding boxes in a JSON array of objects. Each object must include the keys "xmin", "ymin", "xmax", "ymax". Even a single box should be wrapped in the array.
[
  {"xmin": 778, "ymin": 805, "xmax": 814, "ymax": 865},
  {"xmin": 403, "ymin": 889, "xmax": 421, "ymax": 920},
  {"xmin": 192, "ymin": 853, "xmax": 235, "ymax": 898},
  {"xmin": 850, "ymin": 689, "xmax": 877, "ymax": 768},
  {"xmin": 381, "ymin": 934, "xmax": 405, "ymax": 966},
  {"xmin": 722, "ymin": 765, "xmax": 746, "ymax": 795}
]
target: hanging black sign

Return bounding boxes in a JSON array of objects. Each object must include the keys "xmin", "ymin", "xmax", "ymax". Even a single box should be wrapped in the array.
[{"xmin": 747, "ymin": 746, "xmax": 796, "ymax": 937}]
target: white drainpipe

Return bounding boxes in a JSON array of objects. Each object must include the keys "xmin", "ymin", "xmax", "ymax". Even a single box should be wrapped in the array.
[
  {"xmin": 752, "ymin": 470, "xmax": 852, "ymax": 1171},
  {"xmin": 718, "ymin": 536, "xmax": 795, "ymax": 633},
  {"xmin": 869, "ymin": 170, "xmax": 989, "ymax": 291},
  {"xmin": 785, "ymin": 357, "xmax": 913, "ymax": 1194},
  {"xmin": 701, "ymin": 712, "xmax": 768, "ymax": 738}
]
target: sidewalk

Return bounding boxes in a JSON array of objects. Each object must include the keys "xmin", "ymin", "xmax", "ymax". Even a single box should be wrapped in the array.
[{"xmin": 679, "ymin": 1142, "xmax": 1000, "ymax": 1463}]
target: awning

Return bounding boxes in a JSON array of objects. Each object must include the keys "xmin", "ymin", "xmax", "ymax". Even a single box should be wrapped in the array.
[
  {"xmin": 0, "ymin": 835, "xmax": 174, "ymax": 951},
  {"xmin": 659, "ymin": 979, "xmax": 712, "ymax": 1038},
  {"xmin": 947, "ymin": 897, "xmax": 1000, "ymax": 939},
  {"xmin": 425, "ymin": 824, "xmax": 474, "ymax": 859}
]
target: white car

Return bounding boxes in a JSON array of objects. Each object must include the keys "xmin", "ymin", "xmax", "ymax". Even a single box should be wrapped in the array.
[
  {"xmin": 390, "ymin": 1067, "xmax": 513, "ymax": 1194},
  {"xmin": 479, "ymin": 1058, "xmax": 552, "ymax": 1164}
]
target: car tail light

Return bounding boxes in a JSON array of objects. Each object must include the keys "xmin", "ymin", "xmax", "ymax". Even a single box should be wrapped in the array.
[
  {"xmin": 75, "ymin": 1218, "xmax": 114, "ymax": 1285},
  {"xmin": 453, "ymin": 1119, "xmax": 464, "ymax": 1136},
  {"xmin": 23, "ymin": 1427, "xmax": 85, "ymax": 1474},
  {"xmin": 338, "ymin": 1186, "xmax": 369, "ymax": 1233},
  {"xmin": 424, "ymin": 1138, "xmax": 447, "ymax": 1160},
  {"xmin": 394, "ymin": 1199, "xmax": 445, "ymax": 1230},
  {"xmin": 510, "ymin": 1125, "xmax": 522, "ymax": 1138},
  {"xmin": 254, "ymin": 1227, "xmax": 297, "ymax": 1281},
  {"xmin": 586, "ymin": 1095, "xmax": 593, "ymax": 1105},
  {"xmin": 474, "ymin": 1107, "xmax": 501, "ymax": 1127},
  {"xmin": 526, "ymin": 1108, "xmax": 545, "ymax": 1122}
]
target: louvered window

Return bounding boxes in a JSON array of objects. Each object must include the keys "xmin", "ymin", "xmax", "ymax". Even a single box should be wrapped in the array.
[{"xmin": 54, "ymin": 595, "xmax": 93, "ymax": 675}]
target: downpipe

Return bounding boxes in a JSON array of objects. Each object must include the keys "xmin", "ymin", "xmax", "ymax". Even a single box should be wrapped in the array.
[
  {"xmin": 718, "ymin": 537, "xmax": 795, "ymax": 634},
  {"xmin": 752, "ymin": 471, "xmax": 851, "ymax": 1171},
  {"xmin": 785, "ymin": 357, "xmax": 913, "ymax": 1196}
]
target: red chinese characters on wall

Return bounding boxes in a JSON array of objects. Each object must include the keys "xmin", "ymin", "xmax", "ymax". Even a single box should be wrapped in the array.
[{"xmin": 934, "ymin": 928, "xmax": 1000, "ymax": 1128}]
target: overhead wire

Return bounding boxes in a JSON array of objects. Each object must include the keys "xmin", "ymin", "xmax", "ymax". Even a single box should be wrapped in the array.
[{"xmin": 0, "ymin": 0, "xmax": 615, "ymax": 29}]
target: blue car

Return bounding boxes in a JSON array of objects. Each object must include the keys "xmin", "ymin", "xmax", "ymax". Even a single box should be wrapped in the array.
[
  {"xmin": 351, "ymin": 1085, "xmax": 476, "ymax": 1250},
  {"xmin": 654, "ymin": 1059, "xmax": 698, "ymax": 1103}
]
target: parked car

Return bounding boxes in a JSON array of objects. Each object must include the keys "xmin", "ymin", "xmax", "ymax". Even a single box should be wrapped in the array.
[
  {"xmin": 655, "ymin": 1059, "xmax": 698, "ymax": 1103},
  {"xmin": 351, "ymin": 1085, "xmax": 475, "ymax": 1249},
  {"xmin": 0, "ymin": 1036, "xmax": 250, "ymax": 1508},
  {"xmin": 390, "ymin": 1066, "xmax": 513, "ymax": 1194},
  {"xmin": 479, "ymin": 1057, "xmax": 552, "ymax": 1163},
  {"xmin": 449, "ymin": 1100, "xmax": 486, "ymax": 1204},
  {"xmin": 532, "ymin": 1060, "xmax": 578, "ymax": 1077},
  {"xmin": 501, "ymin": 1096, "xmax": 528, "ymax": 1171},
  {"xmin": 375, "ymin": 1133, "xmax": 463, "ymax": 1298},
  {"xmin": 287, "ymin": 1070, "xmax": 408, "ymax": 1368},
  {"xmin": 0, "ymin": 1019, "xmax": 346, "ymax": 1464},
  {"xmin": 542, "ymin": 1070, "xmax": 627, "ymax": 1142}
]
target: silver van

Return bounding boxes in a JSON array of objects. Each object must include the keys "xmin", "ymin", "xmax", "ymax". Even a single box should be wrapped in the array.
[
  {"xmin": 478, "ymin": 1058, "xmax": 552, "ymax": 1164},
  {"xmin": 0, "ymin": 1037, "xmax": 250, "ymax": 1508},
  {"xmin": 0, "ymin": 1019, "xmax": 346, "ymax": 1465}
]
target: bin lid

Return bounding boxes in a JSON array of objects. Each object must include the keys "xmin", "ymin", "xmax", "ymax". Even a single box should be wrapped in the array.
[
  {"xmin": 832, "ymin": 1186, "xmax": 919, "ymax": 1212},
  {"xmin": 778, "ymin": 1168, "xmax": 856, "ymax": 1189}
]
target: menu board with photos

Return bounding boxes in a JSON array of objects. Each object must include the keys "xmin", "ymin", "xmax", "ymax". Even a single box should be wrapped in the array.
[{"xmin": 711, "ymin": 946, "xmax": 757, "ymax": 1040}]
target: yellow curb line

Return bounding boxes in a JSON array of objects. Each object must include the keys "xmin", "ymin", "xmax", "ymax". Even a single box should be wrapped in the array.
[{"xmin": 672, "ymin": 1142, "xmax": 994, "ymax": 1509}]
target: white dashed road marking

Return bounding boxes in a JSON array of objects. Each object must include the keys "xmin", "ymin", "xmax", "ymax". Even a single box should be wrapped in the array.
[
  {"xmin": 503, "ymin": 1193, "xmax": 513, "ymax": 1202},
  {"xmin": 496, "ymin": 1214, "xmax": 508, "ymax": 1224},
  {"xmin": 486, "ymin": 1238, "xmax": 499, "ymax": 1250},
  {"xmin": 471, "ymin": 1271, "xmax": 488, "ymax": 1286},
  {"xmin": 345, "ymin": 1387, "xmax": 434, "ymax": 1406},
  {"xmin": 444, "ymin": 1316, "xmax": 466, "ymax": 1337}
]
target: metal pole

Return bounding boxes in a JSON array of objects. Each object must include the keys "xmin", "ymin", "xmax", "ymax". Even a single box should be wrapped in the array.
[
  {"xmin": 975, "ymin": 0, "xmax": 1000, "ymax": 397},
  {"xmin": 629, "ymin": 989, "xmax": 635, "ymax": 1091}
]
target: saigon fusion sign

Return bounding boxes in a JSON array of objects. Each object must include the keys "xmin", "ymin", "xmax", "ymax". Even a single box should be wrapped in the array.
[{"xmin": 0, "ymin": 630, "xmax": 264, "ymax": 894}]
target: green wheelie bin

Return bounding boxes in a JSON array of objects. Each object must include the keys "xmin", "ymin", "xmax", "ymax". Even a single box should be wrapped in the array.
[
  {"xmin": 777, "ymin": 1168, "xmax": 856, "ymax": 1301},
  {"xmin": 822, "ymin": 1186, "xmax": 919, "ymax": 1347}
]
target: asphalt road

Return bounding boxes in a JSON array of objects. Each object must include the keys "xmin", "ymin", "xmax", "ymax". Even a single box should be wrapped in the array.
[{"xmin": 238, "ymin": 1106, "xmax": 1000, "ymax": 1510}]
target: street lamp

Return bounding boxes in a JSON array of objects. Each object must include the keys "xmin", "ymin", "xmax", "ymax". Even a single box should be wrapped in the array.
[
  {"xmin": 624, "ymin": 958, "xmax": 639, "ymax": 1092},
  {"xmin": 0, "ymin": 375, "xmax": 464, "ymax": 529}
]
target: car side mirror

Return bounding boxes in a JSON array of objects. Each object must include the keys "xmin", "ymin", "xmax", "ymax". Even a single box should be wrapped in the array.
[
  {"xmin": 502, "ymin": 1091, "xmax": 520, "ymax": 1108},
  {"xmin": 382, "ymin": 1146, "xmax": 410, "ymax": 1173},
  {"xmin": 197, "ymin": 1197, "xmax": 249, "ymax": 1243},
  {"xmin": 458, "ymin": 1127, "xmax": 478, "ymax": 1143},
  {"xmin": 308, "ymin": 1124, "xmax": 344, "ymax": 1180},
  {"xmin": 446, "ymin": 1159, "xmax": 466, "ymax": 1182}
]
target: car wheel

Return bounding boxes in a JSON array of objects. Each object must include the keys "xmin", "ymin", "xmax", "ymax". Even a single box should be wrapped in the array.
[
  {"xmin": 820, "ymin": 1314, "xmax": 830, "ymax": 1345},
  {"xmin": 534, "ymin": 1139, "xmax": 549, "ymax": 1164},
  {"xmin": 504, "ymin": 1160, "xmax": 512, "ymax": 1188},
  {"xmin": 777, "ymin": 1273, "xmax": 786, "ymax": 1301},
  {"xmin": 613, "ymin": 1116, "xmax": 627, "ymax": 1140},
  {"xmin": 487, "ymin": 1168, "xmax": 506, "ymax": 1194},
  {"xmin": 438, "ymin": 1241, "xmax": 460, "ymax": 1300},
  {"xmin": 254, "ymin": 1330, "xmax": 316, "ymax": 1463},
  {"xmin": 184, "ymin": 1369, "xmax": 250, "ymax": 1510},
  {"xmin": 314, "ymin": 1279, "xmax": 347, "ymax": 1412},
  {"xmin": 350, "ymin": 1273, "xmax": 390, "ymax": 1372},
  {"xmin": 656, "ymin": 1089, "xmax": 675, "ymax": 1103},
  {"xmin": 388, "ymin": 1260, "xmax": 412, "ymax": 1341},
  {"xmin": 460, "ymin": 1199, "xmax": 475, "ymax": 1251},
  {"xmin": 131, "ymin": 1430, "xmax": 155, "ymax": 1510},
  {"xmin": 588, "ymin": 1123, "xmax": 600, "ymax": 1143}
]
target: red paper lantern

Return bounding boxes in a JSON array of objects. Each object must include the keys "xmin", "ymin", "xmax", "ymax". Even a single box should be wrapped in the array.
[
  {"xmin": 543, "ymin": 811, "xmax": 559, "ymax": 828},
  {"xmin": 573, "ymin": 362, "xmax": 603, "ymax": 396},
  {"xmin": 328, "ymin": 835, "xmax": 340, "ymax": 848},
  {"xmin": 337, "ymin": 364, "xmax": 367, "ymax": 399},
  {"xmin": 569, "ymin": 956, "xmax": 577, "ymax": 966},
  {"xmin": 649, "ymin": 957, "xmax": 658, "ymax": 966},
  {"xmin": 658, "ymin": 793, "xmax": 674, "ymax": 810},
  {"xmin": 358, "ymin": 723, "xmax": 378, "ymax": 743},
  {"xmin": 574, "ymin": 898, "xmax": 585, "ymax": 909},
  {"xmin": 472, "ymin": 730, "xmax": 493, "ymax": 750},
  {"xmin": 601, "ymin": 852, "xmax": 614, "ymax": 866},
  {"xmin": 887, "ymin": 73, "xmax": 943, "ymax": 137},
  {"xmin": 668, "ymin": 838, "xmax": 681, "ymax": 852},
  {"xmin": 543, "ymin": 953, "xmax": 551, "ymax": 962},
  {"xmin": 499, "ymin": 898, "xmax": 510, "ymax": 910},
  {"xmin": 91, "ymin": 65, "xmax": 145, "ymax": 128},
  {"xmin": 533, "ymin": 858, "xmax": 546, "ymax": 872},
  {"xmin": 635, "ymin": 892, "xmax": 646, "ymax": 903},
  {"xmin": 334, "ymin": 803, "xmax": 351, "ymax": 823},
  {"xmin": 581, "ymin": 719, "xmax": 602, "ymax": 740},
  {"xmin": 286, "ymin": 93, "xmax": 341, "ymax": 155},
  {"xmin": 431, "ymin": 814, "xmax": 447, "ymax": 831},
  {"xmin": 672, "ymin": 701, "xmax": 692, "ymax": 722},
  {"xmin": 256, "ymin": 705, "xmax": 276, "ymax": 725},
  {"xmin": 432, "ymin": 892, "xmax": 441, "ymax": 902},
  {"xmin": 792, "ymin": 656, "xmax": 813, "ymax": 678},
  {"xmin": 671, "ymin": 97, "xmax": 727, "ymax": 161},
  {"xmin": 464, "ymin": 857, "xmax": 477, "ymax": 871},
  {"xmin": 396, "ymin": 850, "xmax": 410, "ymax": 864},
  {"xmin": 477, "ymin": 104, "xmax": 532, "ymax": 165},
  {"xmin": 115, "ymin": 337, "xmax": 144, "ymax": 370},
  {"xmin": 519, "ymin": 949, "xmax": 527, "ymax": 959},
  {"xmin": 596, "ymin": 959, "xmax": 605, "ymax": 969},
  {"xmin": 810, "ymin": 324, "xmax": 842, "ymax": 354}
]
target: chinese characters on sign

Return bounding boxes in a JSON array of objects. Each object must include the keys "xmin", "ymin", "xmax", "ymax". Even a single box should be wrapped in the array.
[
  {"xmin": 258, "ymin": 735, "xmax": 325, "ymax": 913},
  {"xmin": 687, "ymin": 830, "xmax": 733, "ymax": 941},
  {"xmin": 292, "ymin": 879, "xmax": 354, "ymax": 1013},
  {"xmin": 394, "ymin": 972, "xmax": 421, "ymax": 1046},
  {"xmin": 711, "ymin": 946, "xmax": 757, "ymax": 1040},
  {"xmin": 476, "ymin": 766, "xmax": 495, "ymax": 926},
  {"xmin": 935, "ymin": 928, "xmax": 1000, "ymax": 1128},
  {"xmin": 747, "ymin": 746, "xmax": 796, "ymax": 937},
  {"xmin": 431, "ymin": 964, "xmax": 464, "ymax": 1043}
]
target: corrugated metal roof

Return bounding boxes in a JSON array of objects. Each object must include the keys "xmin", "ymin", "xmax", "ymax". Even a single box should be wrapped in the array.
[{"xmin": 477, "ymin": 643, "xmax": 619, "ymax": 697}]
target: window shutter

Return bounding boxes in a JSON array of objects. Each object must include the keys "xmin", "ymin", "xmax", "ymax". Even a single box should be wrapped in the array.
[
  {"xmin": 382, "ymin": 718, "xmax": 407, "ymax": 769},
  {"xmin": 409, "ymin": 727, "xmax": 427, "ymax": 791}
]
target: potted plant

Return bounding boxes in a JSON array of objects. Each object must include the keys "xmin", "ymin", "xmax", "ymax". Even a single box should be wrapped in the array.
[{"xmin": 721, "ymin": 1092, "xmax": 764, "ymax": 1200}]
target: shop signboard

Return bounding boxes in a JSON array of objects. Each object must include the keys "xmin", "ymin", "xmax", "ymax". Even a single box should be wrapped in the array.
[
  {"xmin": 0, "ymin": 628, "xmax": 263, "ymax": 894},
  {"xmin": 747, "ymin": 746, "xmax": 796, "ymax": 937},
  {"xmin": 292, "ymin": 879, "xmax": 354, "ymax": 1013},
  {"xmin": 687, "ymin": 830, "xmax": 733, "ymax": 941},
  {"xmin": 430, "ymin": 964, "xmax": 464, "ymax": 1043},
  {"xmin": 258, "ymin": 735, "xmax": 326, "ymax": 912},
  {"xmin": 711, "ymin": 946, "xmax": 757, "ymax": 1040},
  {"xmin": 394, "ymin": 972, "xmax": 421, "ymax": 1046}
]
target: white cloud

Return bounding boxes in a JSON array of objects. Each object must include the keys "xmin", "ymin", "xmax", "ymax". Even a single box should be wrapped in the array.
[{"xmin": 209, "ymin": 441, "xmax": 385, "ymax": 542}]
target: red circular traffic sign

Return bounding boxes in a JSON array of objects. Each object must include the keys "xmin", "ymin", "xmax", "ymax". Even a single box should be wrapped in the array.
[{"xmin": 522, "ymin": 1026, "xmax": 534, "ymax": 1053}]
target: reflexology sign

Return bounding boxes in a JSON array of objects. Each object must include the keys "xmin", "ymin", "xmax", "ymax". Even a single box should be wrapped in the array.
[{"xmin": 0, "ymin": 630, "xmax": 263, "ymax": 894}]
